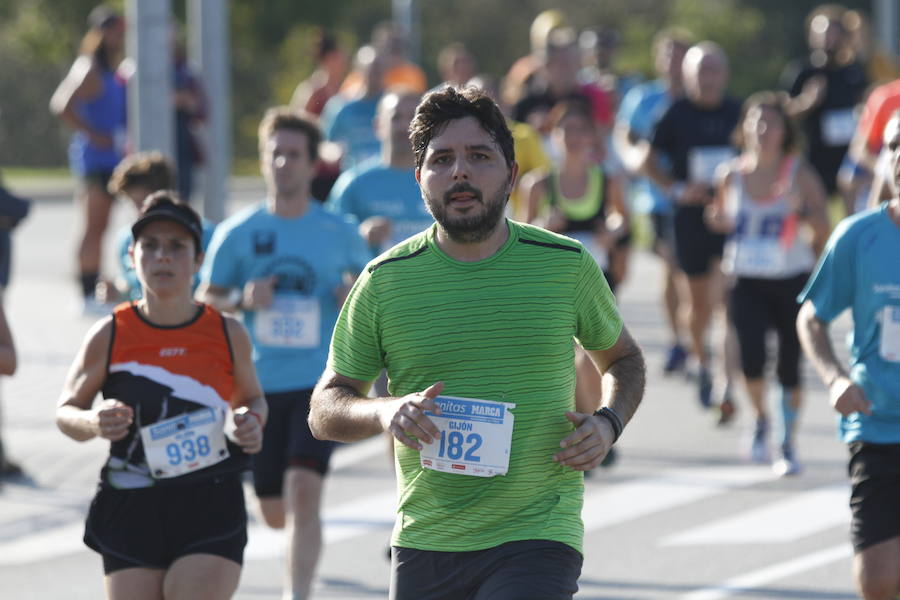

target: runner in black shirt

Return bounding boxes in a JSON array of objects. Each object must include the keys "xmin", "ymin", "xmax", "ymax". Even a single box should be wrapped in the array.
[
  {"xmin": 782, "ymin": 4, "xmax": 867, "ymax": 200},
  {"xmin": 642, "ymin": 41, "xmax": 740, "ymax": 413}
]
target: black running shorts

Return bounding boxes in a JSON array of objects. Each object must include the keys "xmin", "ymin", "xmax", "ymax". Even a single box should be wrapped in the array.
[
  {"xmin": 672, "ymin": 205, "xmax": 725, "ymax": 276},
  {"xmin": 84, "ymin": 475, "xmax": 247, "ymax": 574},
  {"xmin": 252, "ymin": 388, "xmax": 335, "ymax": 497},
  {"xmin": 848, "ymin": 441, "xmax": 900, "ymax": 551},
  {"xmin": 390, "ymin": 539, "xmax": 583, "ymax": 600}
]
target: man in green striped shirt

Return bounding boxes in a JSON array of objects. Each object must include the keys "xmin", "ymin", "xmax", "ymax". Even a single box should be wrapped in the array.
[{"xmin": 310, "ymin": 86, "xmax": 645, "ymax": 600}]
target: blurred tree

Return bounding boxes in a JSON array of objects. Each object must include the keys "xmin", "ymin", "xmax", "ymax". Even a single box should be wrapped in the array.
[{"xmin": 0, "ymin": 0, "xmax": 880, "ymax": 169}]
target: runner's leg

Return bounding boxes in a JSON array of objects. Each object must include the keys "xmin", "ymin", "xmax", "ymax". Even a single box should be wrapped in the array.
[
  {"xmin": 163, "ymin": 554, "xmax": 241, "ymax": 600},
  {"xmin": 105, "ymin": 567, "xmax": 164, "ymax": 600}
]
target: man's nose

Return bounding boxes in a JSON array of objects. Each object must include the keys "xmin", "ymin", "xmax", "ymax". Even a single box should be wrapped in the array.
[{"xmin": 451, "ymin": 156, "xmax": 469, "ymax": 180}]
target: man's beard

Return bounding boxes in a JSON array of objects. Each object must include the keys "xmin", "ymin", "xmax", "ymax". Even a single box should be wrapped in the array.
[{"xmin": 424, "ymin": 181, "xmax": 507, "ymax": 243}]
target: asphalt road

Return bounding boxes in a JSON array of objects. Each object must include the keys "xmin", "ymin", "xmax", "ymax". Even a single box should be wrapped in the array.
[{"xmin": 0, "ymin": 181, "xmax": 858, "ymax": 599}]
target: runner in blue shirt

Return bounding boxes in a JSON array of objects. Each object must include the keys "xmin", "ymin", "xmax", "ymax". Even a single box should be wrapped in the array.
[
  {"xmin": 104, "ymin": 152, "xmax": 215, "ymax": 303},
  {"xmin": 199, "ymin": 108, "xmax": 369, "ymax": 599},
  {"xmin": 50, "ymin": 6, "xmax": 127, "ymax": 314},
  {"xmin": 321, "ymin": 45, "xmax": 385, "ymax": 170},
  {"xmin": 614, "ymin": 27, "xmax": 693, "ymax": 377},
  {"xmin": 327, "ymin": 89, "xmax": 431, "ymax": 253},
  {"xmin": 797, "ymin": 115, "xmax": 900, "ymax": 600}
]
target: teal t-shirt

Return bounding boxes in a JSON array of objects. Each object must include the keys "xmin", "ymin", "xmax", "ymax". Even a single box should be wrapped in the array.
[
  {"xmin": 328, "ymin": 220, "xmax": 623, "ymax": 553},
  {"xmin": 322, "ymin": 96, "xmax": 381, "ymax": 169},
  {"xmin": 201, "ymin": 202, "xmax": 369, "ymax": 392},
  {"xmin": 326, "ymin": 159, "xmax": 433, "ymax": 251},
  {"xmin": 798, "ymin": 204, "xmax": 900, "ymax": 443}
]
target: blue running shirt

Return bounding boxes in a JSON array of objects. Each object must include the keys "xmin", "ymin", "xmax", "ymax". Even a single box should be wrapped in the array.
[
  {"xmin": 798, "ymin": 204, "xmax": 900, "ymax": 443},
  {"xmin": 327, "ymin": 160, "xmax": 433, "ymax": 251},
  {"xmin": 201, "ymin": 202, "xmax": 369, "ymax": 392}
]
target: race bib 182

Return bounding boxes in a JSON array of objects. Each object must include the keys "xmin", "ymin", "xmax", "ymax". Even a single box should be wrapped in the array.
[{"xmin": 419, "ymin": 396, "xmax": 515, "ymax": 477}]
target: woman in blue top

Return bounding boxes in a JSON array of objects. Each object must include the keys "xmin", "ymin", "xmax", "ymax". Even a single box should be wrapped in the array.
[{"xmin": 51, "ymin": 5, "xmax": 127, "ymax": 314}]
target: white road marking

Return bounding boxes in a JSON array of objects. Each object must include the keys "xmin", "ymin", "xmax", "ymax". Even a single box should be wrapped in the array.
[
  {"xmin": 660, "ymin": 484, "xmax": 850, "ymax": 545},
  {"xmin": 330, "ymin": 435, "xmax": 388, "ymax": 472},
  {"xmin": 677, "ymin": 544, "xmax": 853, "ymax": 600},
  {"xmin": 583, "ymin": 464, "xmax": 774, "ymax": 532},
  {"xmin": 244, "ymin": 489, "xmax": 396, "ymax": 560}
]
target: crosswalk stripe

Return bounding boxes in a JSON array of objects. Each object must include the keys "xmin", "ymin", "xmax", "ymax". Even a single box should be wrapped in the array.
[
  {"xmin": 677, "ymin": 543, "xmax": 853, "ymax": 600},
  {"xmin": 244, "ymin": 489, "xmax": 396, "ymax": 560},
  {"xmin": 0, "ymin": 522, "xmax": 85, "ymax": 566},
  {"xmin": 0, "ymin": 462, "xmax": 834, "ymax": 566},
  {"xmin": 660, "ymin": 484, "xmax": 849, "ymax": 546},
  {"xmin": 583, "ymin": 464, "xmax": 774, "ymax": 532}
]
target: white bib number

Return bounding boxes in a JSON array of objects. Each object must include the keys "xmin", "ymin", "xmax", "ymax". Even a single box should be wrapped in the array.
[
  {"xmin": 821, "ymin": 108, "xmax": 856, "ymax": 146},
  {"xmin": 880, "ymin": 305, "xmax": 900, "ymax": 362},
  {"xmin": 420, "ymin": 396, "xmax": 515, "ymax": 478},
  {"xmin": 688, "ymin": 146, "xmax": 735, "ymax": 185},
  {"xmin": 256, "ymin": 296, "xmax": 320, "ymax": 348},
  {"xmin": 733, "ymin": 239, "xmax": 786, "ymax": 277},
  {"xmin": 140, "ymin": 408, "xmax": 229, "ymax": 479}
]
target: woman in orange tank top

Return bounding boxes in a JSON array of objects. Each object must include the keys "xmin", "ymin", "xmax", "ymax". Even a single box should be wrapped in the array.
[{"xmin": 56, "ymin": 191, "xmax": 267, "ymax": 600}]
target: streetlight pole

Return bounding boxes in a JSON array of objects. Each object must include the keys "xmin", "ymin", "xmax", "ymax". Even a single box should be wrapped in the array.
[
  {"xmin": 126, "ymin": 0, "xmax": 174, "ymax": 159},
  {"xmin": 188, "ymin": 0, "xmax": 231, "ymax": 223}
]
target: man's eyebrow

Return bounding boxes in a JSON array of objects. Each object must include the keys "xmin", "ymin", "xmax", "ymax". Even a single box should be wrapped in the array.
[{"xmin": 466, "ymin": 144, "xmax": 496, "ymax": 154}]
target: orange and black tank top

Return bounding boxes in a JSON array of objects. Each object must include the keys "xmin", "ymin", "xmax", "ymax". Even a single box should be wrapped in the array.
[{"xmin": 100, "ymin": 302, "xmax": 245, "ymax": 489}]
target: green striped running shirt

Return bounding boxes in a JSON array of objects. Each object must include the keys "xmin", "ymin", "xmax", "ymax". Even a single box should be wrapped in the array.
[{"xmin": 327, "ymin": 219, "xmax": 623, "ymax": 553}]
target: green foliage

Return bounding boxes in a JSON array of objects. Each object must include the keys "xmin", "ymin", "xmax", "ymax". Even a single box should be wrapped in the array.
[{"xmin": 0, "ymin": 0, "xmax": 885, "ymax": 168}]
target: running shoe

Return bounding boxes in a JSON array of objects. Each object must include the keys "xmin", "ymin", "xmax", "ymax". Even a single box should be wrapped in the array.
[
  {"xmin": 748, "ymin": 418, "xmax": 770, "ymax": 464},
  {"xmin": 715, "ymin": 393, "xmax": 736, "ymax": 427},
  {"xmin": 0, "ymin": 458, "xmax": 23, "ymax": 479},
  {"xmin": 772, "ymin": 445, "xmax": 802, "ymax": 477},
  {"xmin": 663, "ymin": 343, "xmax": 687, "ymax": 374},
  {"xmin": 697, "ymin": 367, "xmax": 713, "ymax": 409}
]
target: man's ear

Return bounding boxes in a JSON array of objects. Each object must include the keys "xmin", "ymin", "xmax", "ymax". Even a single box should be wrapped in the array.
[
  {"xmin": 507, "ymin": 161, "xmax": 520, "ymax": 192},
  {"xmin": 415, "ymin": 167, "xmax": 422, "ymax": 183}
]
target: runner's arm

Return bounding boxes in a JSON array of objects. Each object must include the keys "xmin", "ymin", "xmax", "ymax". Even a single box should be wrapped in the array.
[
  {"xmin": 555, "ymin": 326, "xmax": 645, "ymax": 470},
  {"xmin": 522, "ymin": 171, "xmax": 549, "ymax": 225},
  {"xmin": 705, "ymin": 166, "xmax": 735, "ymax": 234},
  {"xmin": 49, "ymin": 57, "xmax": 106, "ymax": 142},
  {"xmin": 198, "ymin": 283, "xmax": 241, "ymax": 313},
  {"xmin": 225, "ymin": 316, "xmax": 266, "ymax": 423},
  {"xmin": 56, "ymin": 317, "xmax": 132, "ymax": 442},
  {"xmin": 795, "ymin": 162, "xmax": 830, "ymax": 256},
  {"xmin": 612, "ymin": 122, "xmax": 651, "ymax": 175},
  {"xmin": 603, "ymin": 173, "xmax": 630, "ymax": 241},
  {"xmin": 224, "ymin": 316, "xmax": 266, "ymax": 453},
  {"xmin": 640, "ymin": 147, "xmax": 677, "ymax": 192},
  {"xmin": 199, "ymin": 277, "xmax": 276, "ymax": 313},
  {"xmin": 583, "ymin": 325, "xmax": 645, "ymax": 427},
  {"xmin": 310, "ymin": 370, "xmax": 443, "ymax": 450},
  {"xmin": 796, "ymin": 300, "xmax": 870, "ymax": 416}
]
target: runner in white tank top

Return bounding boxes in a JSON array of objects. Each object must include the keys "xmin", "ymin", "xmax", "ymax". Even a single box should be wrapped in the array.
[{"xmin": 708, "ymin": 92, "xmax": 830, "ymax": 475}]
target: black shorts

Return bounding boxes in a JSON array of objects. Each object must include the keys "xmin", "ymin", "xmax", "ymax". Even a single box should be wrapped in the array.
[
  {"xmin": 390, "ymin": 540, "xmax": 583, "ymax": 600},
  {"xmin": 80, "ymin": 170, "xmax": 115, "ymax": 194},
  {"xmin": 649, "ymin": 211, "xmax": 675, "ymax": 250},
  {"xmin": 672, "ymin": 205, "xmax": 725, "ymax": 276},
  {"xmin": 84, "ymin": 476, "xmax": 247, "ymax": 574},
  {"xmin": 252, "ymin": 388, "xmax": 335, "ymax": 497},
  {"xmin": 848, "ymin": 442, "xmax": 900, "ymax": 551}
]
